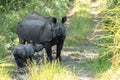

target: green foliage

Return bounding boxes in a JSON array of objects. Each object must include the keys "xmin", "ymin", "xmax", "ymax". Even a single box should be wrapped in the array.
[
  {"xmin": 80, "ymin": 58, "xmax": 111, "ymax": 75},
  {"xmin": 0, "ymin": 0, "xmax": 30, "ymax": 12},
  {"xmin": 98, "ymin": 0, "xmax": 119, "ymax": 10},
  {"xmin": 92, "ymin": 0, "xmax": 120, "ymax": 77},
  {"xmin": 0, "ymin": 0, "xmax": 70, "ymax": 58},
  {"xmin": 65, "ymin": 0, "xmax": 93, "ymax": 47},
  {"xmin": 0, "ymin": 43, "xmax": 6, "ymax": 59},
  {"xmin": 97, "ymin": 0, "xmax": 120, "ymax": 59}
]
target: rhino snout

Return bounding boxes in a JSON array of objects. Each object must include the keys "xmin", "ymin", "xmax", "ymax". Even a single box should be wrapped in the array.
[
  {"xmin": 56, "ymin": 30, "xmax": 65, "ymax": 37},
  {"xmin": 56, "ymin": 28, "xmax": 65, "ymax": 37},
  {"xmin": 56, "ymin": 32, "xmax": 64, "ymax": 37}
]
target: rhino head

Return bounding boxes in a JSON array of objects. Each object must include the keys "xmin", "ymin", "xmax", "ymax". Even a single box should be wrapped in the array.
[{"xmin": 51, "ymin": 17, "xmax": 67, "ymax": 38}]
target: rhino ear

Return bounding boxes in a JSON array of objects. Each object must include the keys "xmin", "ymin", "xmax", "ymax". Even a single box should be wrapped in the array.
[
  {"xmin": 61, "ymin": 16, "xmax": 67, "ymax": 23},
  {"xmin": 51, "ymin": 17, "xmax": 57, "ymax": 24}
]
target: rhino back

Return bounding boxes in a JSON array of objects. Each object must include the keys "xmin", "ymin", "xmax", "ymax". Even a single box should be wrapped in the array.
[
  {"xmin": 16, "ymin": 19, "xmax": 53, "ymax": 43},
  {"xmin": 23, "ymin": 44, "xmax": 34, "ymax": 57},
  {"xmin": 22, "ymin": 12, "xmax": 48, "ymax": 22}
]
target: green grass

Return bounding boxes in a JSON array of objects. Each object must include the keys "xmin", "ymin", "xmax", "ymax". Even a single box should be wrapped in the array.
[
  {"xmin": 64, "ymin": 0, "xmax": 119, "ymax": 79},
  {"xmin": 87, "ymin": 0, "xmax": 120, "ymax": 79},
  {"xmin": 1, "ymin": 0, "xmax": 120, "ymax": 80},
  {"xmin": 0, "ymin": 60, "xmax": 79, "ymax": 80},
  {"xmin": 65, "ymin": 0, "xmax": 93, "ymax": 48}
]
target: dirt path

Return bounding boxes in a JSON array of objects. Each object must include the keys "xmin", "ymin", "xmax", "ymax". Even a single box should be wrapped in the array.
[{"xmin": 62, "ymin": 0, "xmax": 100, "ymax": 80}]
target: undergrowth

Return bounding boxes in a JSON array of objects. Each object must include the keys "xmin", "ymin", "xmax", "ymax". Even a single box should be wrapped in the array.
[
  {"xmin": 0, "ymin": 60, "xmax": 79, "ymax": 80},
  {"xmin": 65, "ymin": 0, "xmax": 93, "ymax": 48},
  {"xmin": 89, "ymin": 0, "xmax": 120, "ymax": 79},
  {"xmin": 0, "ymin": 0, "xmax": 79, "ymax": 80},
  {"xmin": 0, "ymin": 0, "xmax": 69, "ymax": 57},
  {"xmin": 26, "ymin": 61, "xmax": 78, "ymax": 80}
]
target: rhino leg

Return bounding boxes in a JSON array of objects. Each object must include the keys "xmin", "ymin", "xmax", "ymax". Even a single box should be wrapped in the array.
[
  {"xmin": 29, "ymin": 56, "xmax": 33, "ymax": 63},
  {"xmin": 45, "ymin": 43, "xmax": 53, "ymax": 62},
  {"xmin": 56, "ymin": 41, "xmax": 64, "ymax": 61}
]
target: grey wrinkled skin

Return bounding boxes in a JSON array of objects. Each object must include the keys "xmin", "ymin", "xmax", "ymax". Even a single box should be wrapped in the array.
[
  {"xmin": 16, "ymin": 12, "xmax": 67, "ymax": 62},
  {"xmin": 13, "ymin": 43, "xmax": 43, "ymax": 68}
]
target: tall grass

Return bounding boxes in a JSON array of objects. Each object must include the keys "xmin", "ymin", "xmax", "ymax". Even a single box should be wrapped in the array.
[
  {"xmin": 0, "ymin": 61, "xmax": 78, "ymax": 80},
  {"xmin": 90, "ymin": 0, "xmax": 120, "ymax": 79},
  {"xmin": 26, "ymin": 61, "xmax": 78, "ymax": 80},
  {"xmin": 0, "ymin": 57, "xmax": 79, "ymax": 80},
  {"xmin": 0, "ymin": 67, "xmax": 12, "ymax": 80},
  {"xmin": 99, "ymin": 68, "xmax": 120, "ymax": 80},
  {"xmin": 0, "ymin": 58, "xmax": 14, "ymax": 80},
  {"xmin": 73, "ymin": 0, "xmax": 120, "ymax": 79},
  {"xmin": 97, "ymin": 0, "xmax": 120, "ymax": 68},
  {"xmin": 112, "ymin": 29, "xmax": 120, "ymax": 68}
]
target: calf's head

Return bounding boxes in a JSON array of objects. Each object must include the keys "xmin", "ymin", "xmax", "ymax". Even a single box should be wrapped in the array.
[{"xmin": 14, "ymin": 53, "xmax": 25, "ymax": 68}]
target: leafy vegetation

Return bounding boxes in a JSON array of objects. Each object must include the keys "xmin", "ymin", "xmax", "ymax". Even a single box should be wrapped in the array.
[
  {"xmin": 0, "ymin": 0, "xmax": 69, "ymax": 57},
  {"xmin": 0, "ymin": 0, "xmax": 80, "ymax": 80},
  {"xmin": 86, "ymin": 0, "xmax": 120, "ymax": 79},
  {"xmin": 0, "ymin": 0, "xmax": 120, "ymax": 80},
  {"xmin": 0, "ymin": 0, "xmax": 94, "ymax": 79},
  {"xmin": 65, "ymin": 0, "xmax": 93, "ymax": 49},
  {"xmin": 66, "ymin": 0, "xmax": 120, "ymax": 80}
]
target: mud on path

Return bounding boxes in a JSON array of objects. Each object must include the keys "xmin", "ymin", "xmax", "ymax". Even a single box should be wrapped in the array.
[{"xmin": 61, "ymin": 0, "xmax": 100, "ymax": 80}]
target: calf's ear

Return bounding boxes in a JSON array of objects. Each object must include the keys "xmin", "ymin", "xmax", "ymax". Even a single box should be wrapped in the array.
[{"xmin": 61, "ymin": 16, "xmax": 67, "ymax": 23}]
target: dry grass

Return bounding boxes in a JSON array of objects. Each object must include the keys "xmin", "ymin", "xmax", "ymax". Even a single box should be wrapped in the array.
[{"xmin": 25, "ymin": 61, "xmax": 78, "ymax": 80}]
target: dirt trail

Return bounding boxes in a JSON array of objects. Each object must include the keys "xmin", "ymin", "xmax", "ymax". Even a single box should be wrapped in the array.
[{"xmin": 62, "ymin": 0, "xmax": 100, "ymax": 80}]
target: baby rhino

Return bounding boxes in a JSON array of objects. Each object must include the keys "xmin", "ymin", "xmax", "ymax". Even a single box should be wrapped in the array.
[{"xmin": 13, "ymin": 43, "xmax": 43, "ymax": 68}]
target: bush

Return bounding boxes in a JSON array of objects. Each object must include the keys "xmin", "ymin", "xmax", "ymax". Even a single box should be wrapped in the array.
[{"xmin": 94, "ymin": 0, "xmax": 120, "ymax": 75}]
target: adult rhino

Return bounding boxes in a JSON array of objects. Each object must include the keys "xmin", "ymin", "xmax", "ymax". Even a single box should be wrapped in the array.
[{"xmin": 16, "ymin": 12, "xmax": 67, "ymax": 62}]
